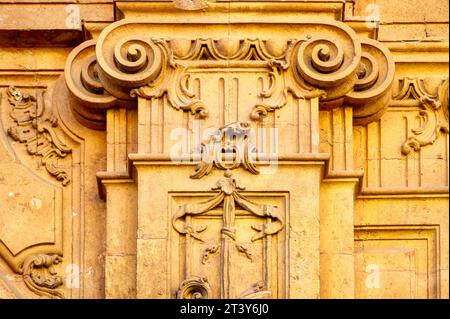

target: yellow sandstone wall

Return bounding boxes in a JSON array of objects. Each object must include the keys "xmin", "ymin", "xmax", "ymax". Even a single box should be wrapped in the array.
[{"xmin": 0, "ymin": 0, "xmax": 448, "ymax": 299}]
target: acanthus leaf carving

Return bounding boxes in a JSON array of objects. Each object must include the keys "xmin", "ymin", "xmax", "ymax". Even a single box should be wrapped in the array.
[
  {"xmin": 393, "ymin": 77, "xmax": 449, "ymax": 155},
  {"xmin": 129, "ymin": 39, "xmax": 208, "ymax": 118},
  {"xmin": 6, "ymin": 86, "xmax": 72, "ymax": 186},
  {"xmin": 18, "ymin": 254, "xmax": 65, "ymax": 299}
]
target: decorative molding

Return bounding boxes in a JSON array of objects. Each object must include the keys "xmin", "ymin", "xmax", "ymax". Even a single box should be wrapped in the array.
[
  {"xmin": 18, "ymin": 254, "xmax": 64, "ymax": 299},
  {"xmin": 393, "ymin": 77, "xmax": 449, "ymax": 155},
  {"xmin": 191, "ymin": 122, "xmax": 259, "ymax": 179},
  {"xmin": 64, "ymin": 19, "xmax": 395, "ymax": 128},
  {"xmin": 6, "ymin": 87, "xmax": 72, "ymax": 186},
  {"xmin": 177, "ymin": 276, "xmax": 211, "ymax": 299}
]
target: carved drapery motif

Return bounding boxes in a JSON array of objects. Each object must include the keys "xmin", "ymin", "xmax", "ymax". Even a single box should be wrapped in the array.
[
  {"xmin": 64, "ymin": 20, "xmax": 395, "ymax": 128},
  {"xmin": 18, "ymin": 254, "xmax": 64, "ymax": 299},
  {"xmin": 173, "ymin": 172, "xmax": 282, "ymax": 298},
  {"xmin": 6, "ymin": 87, "xmax": 72, "ymax": 186},
  {"xmin": 393, "ymin": 77, "xmax": 449, "ymax": 155},
  {"xmin": 172, "ymin": 173, "xmax": 284, "ymax": 243}
]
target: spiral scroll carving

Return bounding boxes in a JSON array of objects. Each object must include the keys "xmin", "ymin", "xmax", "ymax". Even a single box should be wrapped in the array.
[
  {"xmin": 345, "ymin": 39, "xmax": 395, "ymax": 125},
  {"xmin": 295, "ymin": 34, "xmax": 361, "ymax": 100},
  {"xmin": 100, "ymin": 37, "xmax": 163, "ymax": 92},
  {"xmin": 19, "ymin": 254, "xmax": 65, "ymax": 299},
  {"xmin": 177, "ymin": 276, "xmax": 211, "ymax": 299},
  {"xmin": 64, "ymin": 19, "xmax": 395, "ymax": 129},
  {"xmin": 65, "ymin": 40, "xmax": 117, "ymax": 130}
]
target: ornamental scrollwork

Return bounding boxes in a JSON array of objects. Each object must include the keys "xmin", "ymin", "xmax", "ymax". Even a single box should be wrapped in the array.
[
  {"xmin": 393, "ymin": 77, "xmax": 449, "ymax": 155},
  {"xmin": 18, "ymin": 254, "xmax": 65, "ymax": 299},
  {"xmin": 6, "ymin": 86, "xmax": 72, "ymax": 186},
  {"xmin": 177, "ymin": 276, "xmax": 211, "ymax": 299},
  {"xmin": 191, "ymin": 122, "xmax": 259, "ymax": 179},
  {"xmin": 64, "ymin": 20, "xmax": 395, "ymax": 128}
]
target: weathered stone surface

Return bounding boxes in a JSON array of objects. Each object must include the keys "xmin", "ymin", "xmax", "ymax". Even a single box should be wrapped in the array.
[{"xmin": 0, "ymin": 0, "xmax": 447, "ymax": 299}]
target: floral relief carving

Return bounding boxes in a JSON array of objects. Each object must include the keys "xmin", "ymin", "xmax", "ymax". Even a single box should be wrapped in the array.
[
  {"xmin": 18, "ymin": 254, "xmax": 65, "ymax": 299},
  {"xmin": 6, "ymin": 87, "xmax": 72, "ymax": 186},
  {"xmin": 393, "ymin": 77, "xmax": 449, "ymax": 155}
]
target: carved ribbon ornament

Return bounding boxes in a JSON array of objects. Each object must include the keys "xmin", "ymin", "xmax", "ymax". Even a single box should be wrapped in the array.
[
  {"xmin": 173, "ymin": 172, "xmax": 282, "ymax": 299},
  {"xmin": 172, "ymin": 173, "xmax": 284, "ymax": 243}
]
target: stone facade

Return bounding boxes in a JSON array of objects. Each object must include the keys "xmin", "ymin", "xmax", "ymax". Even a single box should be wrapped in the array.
[{"xmin": 0, "ymin": 0, "xmax": 448, "ymax": 299}]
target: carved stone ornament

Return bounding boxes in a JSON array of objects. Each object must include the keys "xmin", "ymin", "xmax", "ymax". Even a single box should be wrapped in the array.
[
  {"xmin": 191, "ymin": 122, "xmax": 258, "ymax": 179},
  {"xmin": 18, "ymin": 254, "xmax": 65, "ymax": 299},
  {"xmin": 172, "ymin": 172, "xmax": 284, "ymax": 243},
  {"xmin": 6, "ymin": 86, "xmax": 72, "ymax": 186},
  {"xmin": 64, "ymin": 20, "xmax": 395, "ymax": 128},
  {"xmin": 393, "ymin": 77, "xmax": 449, "ymax": 155},
  {"xmin": 173, "ymin": 171, "xmax": 283, "ymax": 298},
  {"xmin": 177, "ymin": 276, "xmax": 212, "ymax": 299}
]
